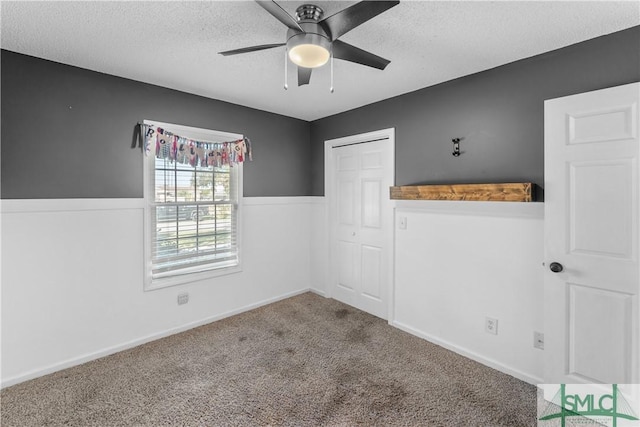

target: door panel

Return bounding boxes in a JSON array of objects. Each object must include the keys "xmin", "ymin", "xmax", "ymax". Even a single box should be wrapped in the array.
[
  {"xmin": 544, "ymin": 82, "xmax": 639, "ymax": 385},
  {"xmin": 361, "ymin": 150, "xmax": 382, "ymax": 169},
  {"xmin": 337, "ymin": 241, "xmax": 356, "ymax": 291},
  {"xmin": 337, "ymin": 152, "xmax": 357, "ymax": 171},
  {"xmin": 568, "ymin": 104, "xmax": 637, "ymax": 144},
  {"xmin": 330, "ymin": 133, "xmax": 394, "ymax": 320},
  {"xmin": 568, "ymin": 284, "xmax": 631, "ymax": 383},
  {"xmin": 338, "ymin": 178, "xmax": 355, "ymax": 226},
  {"xmin": 361, "ymin": 245, "xmax": 382, "ymax": 300},
  {"xmin": 362, "ymin": 179, "xmax": 382, "ymax": 228},
  {"xmin": 570, "ymin": 160, "xmax": 633, "ymax": 258}
]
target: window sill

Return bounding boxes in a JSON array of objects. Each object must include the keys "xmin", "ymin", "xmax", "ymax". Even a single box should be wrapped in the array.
[{"xmin": 144, "ymin": 264, "xmax": 243, "ymax": 291}]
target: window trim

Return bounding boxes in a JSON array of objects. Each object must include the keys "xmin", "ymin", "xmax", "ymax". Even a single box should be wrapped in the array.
[{"xmin": 142, "ymin": 120, "xmax": 243, "ymax": 291}]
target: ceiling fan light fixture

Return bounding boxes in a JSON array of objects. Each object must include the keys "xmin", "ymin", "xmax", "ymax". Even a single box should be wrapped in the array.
[
  {"xmin": 289, "ymin": 44, "xmax": 329, "ymax": 68},
  {"xmin": 220, "ymin": 1, "xmax": 400, "ymax": 86},
  {"xmin": 287, "ymin": 33, "xmax": 330, "ymax": 68}
]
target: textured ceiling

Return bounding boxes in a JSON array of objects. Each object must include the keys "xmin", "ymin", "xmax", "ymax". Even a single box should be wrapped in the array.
[{"xmin": 1, "ymin": 1, "xmax": 638, "ymax": 121}]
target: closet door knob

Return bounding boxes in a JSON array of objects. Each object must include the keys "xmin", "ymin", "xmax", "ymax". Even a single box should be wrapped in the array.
[{"xmin": 549, "ymin": 262, "xmax": 564, "ymax": 273}]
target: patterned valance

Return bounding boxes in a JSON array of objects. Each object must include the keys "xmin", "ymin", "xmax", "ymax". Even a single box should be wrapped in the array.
[{"xmin": 141, "ymin": 123, "xmax": 252, "ymax": 167}]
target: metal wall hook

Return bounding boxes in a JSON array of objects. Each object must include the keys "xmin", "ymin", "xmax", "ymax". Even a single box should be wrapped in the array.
[{"xmin": 452, "ymin": 138, "xmax": 461, "ymax": 157}]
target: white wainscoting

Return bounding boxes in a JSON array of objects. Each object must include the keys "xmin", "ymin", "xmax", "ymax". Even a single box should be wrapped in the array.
[
  {"xmin": 309, "ymin": 197, "xmax": 328, "ymax": 297},
  {"xmin": 2, "ymin": 196, "xmax": 545, "ymax": 387},
  {"xmin": 1, "ymin": 197, "xmax": 314, "ymax": 387},
  {"xmin": 392, "ymin": 200, "xmax": 545, "ymax": 384}
]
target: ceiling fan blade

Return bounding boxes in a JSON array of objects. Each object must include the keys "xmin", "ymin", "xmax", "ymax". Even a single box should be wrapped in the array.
[
  {"xmin": 332, "ymin": 40, "xmax": 390, "ymax": 70},
  {"xmin": 319, "ymin": 1, "xmax": 399, "ymax": 41},
  {"xmin": 219, "ymin": 43, "xmax": 285, "ymax": 56},
  {"xmin": 298, "ymin": 66, "xmax": 312, "ymax": 86},
  {"xmin": 256, "ymin": 1, "xmax": 304, "ymax": 33}
]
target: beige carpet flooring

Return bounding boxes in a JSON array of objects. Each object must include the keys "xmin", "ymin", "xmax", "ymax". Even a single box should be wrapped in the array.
[{"xmin": 1, "ymin": 292, "xmax": 536, "ymax": 426}]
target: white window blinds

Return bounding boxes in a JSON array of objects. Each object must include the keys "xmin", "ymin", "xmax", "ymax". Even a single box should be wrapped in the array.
[{"xmin": 143, "ymin": 121, "xmax": 243, "ymax": 289}]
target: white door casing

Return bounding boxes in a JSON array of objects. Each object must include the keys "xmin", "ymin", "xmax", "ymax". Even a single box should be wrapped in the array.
[
  {"xmin": 325, "ymin": 129, "xmax": 395, "ymax": 320},
  {"xmin": 544, "ymin": 82, "xmax": 640, "ymax": 385}
]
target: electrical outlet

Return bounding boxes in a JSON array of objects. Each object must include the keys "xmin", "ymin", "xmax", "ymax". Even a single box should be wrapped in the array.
[
  {"xmin": 534, "ymin": 331, "xmax": 544, "ymax": 350},
  {"xmin": 177, "ymin": 292, "xmax": 189, "ymax": 305},
  {"xmin": 485, "ymin": 317, "xmax": 498, "ymax": 335}
]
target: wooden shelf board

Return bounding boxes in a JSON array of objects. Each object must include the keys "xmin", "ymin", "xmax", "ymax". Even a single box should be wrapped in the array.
[{"xmin": 390, "ymin": 183, "xmax": 535, "ymax": 202}]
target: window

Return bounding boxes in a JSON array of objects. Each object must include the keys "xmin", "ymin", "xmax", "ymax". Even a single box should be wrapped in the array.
[{"xmin": 143, "ymin": 121, "xmax": 242, "ymax": 290}]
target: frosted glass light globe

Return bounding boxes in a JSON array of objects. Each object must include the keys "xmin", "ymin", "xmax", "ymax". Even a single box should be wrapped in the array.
[{"xmin": 288, "ymin": 43, "xmax": 330, "ymax": 68}]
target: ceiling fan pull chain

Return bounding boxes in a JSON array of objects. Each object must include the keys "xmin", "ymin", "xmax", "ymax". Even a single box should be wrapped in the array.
[
  {"xmin": 284, "ymin": 47, "xmax": 289, "ymax": 90},
  {"xmin": 330, "ymin": 50, "xmax": 334, "ymax": 93}
]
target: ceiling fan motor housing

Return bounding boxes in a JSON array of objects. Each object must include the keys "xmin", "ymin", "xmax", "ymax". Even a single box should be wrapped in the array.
[
  {"xmin": 295, "ymin": 4, "xmax": 324, "ymax": 22},
  {"xmin": 286, "ymin": 5, "xmax": 331, "ymax": 69}
]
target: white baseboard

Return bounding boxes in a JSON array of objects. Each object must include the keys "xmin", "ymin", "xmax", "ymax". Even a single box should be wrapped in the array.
[
  {"xmin": 2, "ymin": 289, "xmax": 543, "ymax": 388},
  {"xmin": 309, "ymin": 288, "xmax": 327, "ymax": 297},
  {"xmin": 391, "ymin": 320, "xmax": 543, "ymax": 386},
  {"xmin": 1, "ymin": 288, "xmax": 311, "ymax": 389}
]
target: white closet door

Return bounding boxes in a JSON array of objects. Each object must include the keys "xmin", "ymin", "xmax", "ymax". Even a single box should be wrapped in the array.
[{"xmin": 329, "ymin": 133, "xmax": 394, "ymax": 319}]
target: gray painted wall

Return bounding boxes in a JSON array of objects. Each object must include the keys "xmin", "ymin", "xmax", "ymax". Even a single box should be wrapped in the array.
[
  {"xmin": 310, "ymin": 26, "xmax": 640, "ymax": 197},
  {"xmin": 3, "ymin": 27, "xmax": 639, "ymax": 199},
  {"xmin": 1, "ymin": 50, "xmax": 311, "ymax": 198}
]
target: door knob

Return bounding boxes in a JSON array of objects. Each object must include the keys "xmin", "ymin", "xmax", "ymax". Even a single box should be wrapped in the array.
[{"xmin": 549, "ymin": 262, "xmax": 564, "ymax": 273}]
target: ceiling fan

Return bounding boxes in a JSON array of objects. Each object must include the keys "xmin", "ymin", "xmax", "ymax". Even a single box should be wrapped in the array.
[{"xmin": 219, "ymin": 1, "xmax": 400, "ymax": 88}]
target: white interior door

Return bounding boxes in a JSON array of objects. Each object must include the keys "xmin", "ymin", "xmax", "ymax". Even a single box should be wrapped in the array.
[
  {"xmin": 544, "ymin": 82, "xmax": 640, "ymax": 385},
  {"xmin": 327, "ymin": 130, "xmax": 394, "ymax": 320}
]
